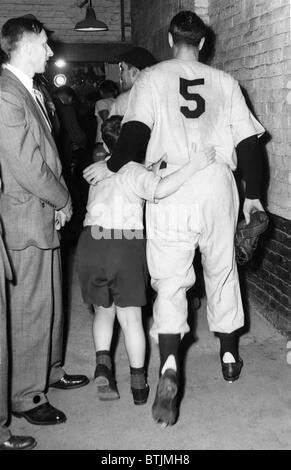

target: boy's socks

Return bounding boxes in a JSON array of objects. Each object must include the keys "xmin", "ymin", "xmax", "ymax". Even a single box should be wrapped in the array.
[
  {"xmin": 130, "ymin": 367, "xmax": 146, "ymax": 389},
  {"xmin": 130, "ymin": 367, "xmax": 149, "ymax": 405},
  {"xmin": 94, "ymin": 350, "xmax": 120, "ymax": 400},
  {"xmin": 95, "ymin": 350, "xmax": 112, "ymax": 370},
  {"xmin": 94, "ymin": 350, "xmax": 113, "ymax": 381}
]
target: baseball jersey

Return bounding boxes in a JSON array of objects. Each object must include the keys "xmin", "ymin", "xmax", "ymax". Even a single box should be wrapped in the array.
[
  {"xmin": 123, "ymin": 59, "xmax": 265, "ymax": 170},
  {"xmin": 84, "ymin": 162, "xmax": 160, "ymax": 230},
  {"xmin": 109, "ymin": 90, "xmax": 130, "ymax": 117}
]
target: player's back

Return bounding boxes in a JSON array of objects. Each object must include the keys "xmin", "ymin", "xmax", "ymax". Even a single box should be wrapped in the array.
[{"xmin": 125, "ymin": 59, "xmax": 239, "ymax": 169}]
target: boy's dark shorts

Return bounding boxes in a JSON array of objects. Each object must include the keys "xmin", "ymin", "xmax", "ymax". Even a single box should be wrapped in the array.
[{"xmin": 77, "ymin": 226, "xmax": 149, "ymax": 307}]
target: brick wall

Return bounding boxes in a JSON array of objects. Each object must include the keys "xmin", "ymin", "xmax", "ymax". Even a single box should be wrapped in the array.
[
  {"xmin": 209, "ymin": 0, "xmax": 291, "ymax": 221},
  {"xmin": 208, "ymin": 0, "xmax": 291, "ymax": 333},
  {"xmin": 244, "ymin": 214, "xmax": 291, "ymax": 333},
  {"xmin": 0, "ymin": 0, "xmax": 131, "ymax": 44},
  {"xmin": 131, "ymin": 0, "xmax": 209, "ymax": 61}
]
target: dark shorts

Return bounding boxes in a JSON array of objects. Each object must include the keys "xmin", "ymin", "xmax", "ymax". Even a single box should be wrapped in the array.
[{"xmin": 76, "ymin": 226, "xmax": 149, "ymax": 307}]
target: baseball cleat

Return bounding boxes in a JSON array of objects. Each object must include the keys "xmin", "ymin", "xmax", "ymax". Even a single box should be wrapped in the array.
[
  {"xmin": 221, "ymin": 358, "xmax": 243, "ymax": 383},
  {"xmin": 152, "ymin": 369, "xmax": 178, "ymax": 426}
]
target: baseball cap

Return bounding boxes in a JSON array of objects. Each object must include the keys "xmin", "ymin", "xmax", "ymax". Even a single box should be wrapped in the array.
[
  {"xmin": 117, "ymin": 47, "xmax": 156, "ymax": 71},
  {"xmin": 20, "ymin": 13, "xmax": 55, "ymax": 35}
]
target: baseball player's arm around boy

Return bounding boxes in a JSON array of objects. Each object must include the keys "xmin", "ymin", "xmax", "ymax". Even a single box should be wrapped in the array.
[{"xmin": 83, "ymin": 10, "xmax": 266, "ymax": 428}]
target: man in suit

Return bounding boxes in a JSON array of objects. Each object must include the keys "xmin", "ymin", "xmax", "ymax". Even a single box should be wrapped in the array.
[
  {"xmin": 0, "ymin": 219, "xmax": 36, "ymax": 450},
  {"xmin": 0, "ymin": 16, "xmax": 89, "ymax": 426}
]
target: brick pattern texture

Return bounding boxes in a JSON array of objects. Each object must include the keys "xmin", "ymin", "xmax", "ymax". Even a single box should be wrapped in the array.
[
  {"xmin": 131, "ymin": 0, "xmax": 209, "ymax": 61},
  {"xmin": 208, "ymin": 0, "xmax": 291, "ymax": 332},
  {"xmin": 209, "ymin": 0, "xmax": 291, "ymax": 221},
  {"xmin": 0, "ymin": 0, "xmax": 131, "ymax": 44},
  {"xmin": 245, "ymin": 213, "xmax": 291, "ymax": 333}
]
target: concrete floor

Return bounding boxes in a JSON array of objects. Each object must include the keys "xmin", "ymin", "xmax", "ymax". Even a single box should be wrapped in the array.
[{"xmin": 10, "ymin": 249, "xmax": 291, "ymax": 450}]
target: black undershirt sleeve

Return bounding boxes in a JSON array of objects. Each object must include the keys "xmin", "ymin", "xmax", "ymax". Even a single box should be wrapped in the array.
[
  {"xmin": 107, "ymin": 123, "xmax": 263, "ymax": 199},
  {"xmin": 107, "ymin": 121, "xmax": 151, "ymax": 173},
  {"xmin": 236, "ymin": 134, "xmax": 264, "ymax": 199}
]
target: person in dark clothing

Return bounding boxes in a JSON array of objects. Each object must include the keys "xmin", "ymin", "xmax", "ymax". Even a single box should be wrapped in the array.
[{"xmin": 54, "ymin": 85, "xmax": 89, "ymax": 239}]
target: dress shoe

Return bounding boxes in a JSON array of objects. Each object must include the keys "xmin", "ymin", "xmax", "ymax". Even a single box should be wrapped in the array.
[
  {"xmin": 13, "ymin": 402, "xmax": 66, "ymax": 425},
  {"xmin": 0, "ymin": 435, "xmax": 37, "ymax": 450},
  {"xmin": 222, "ymin": 357, "xmax": 243, "ymax": 382},
  {"xmin": 50, "ymin": 373, "xmax": 89, "ymax": 390},
  {"xmin": 152, "ymin": 369, "xmax": 178, "ymax": 427}
]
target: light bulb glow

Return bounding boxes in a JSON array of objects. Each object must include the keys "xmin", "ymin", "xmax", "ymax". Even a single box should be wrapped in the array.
[
  {"xmin": 55, "ymin": 59, "xmax": 66, "ymax": 68},
  {"xmin": 54, "ymin": 74, "xmax": 67, "ymax": 87}
]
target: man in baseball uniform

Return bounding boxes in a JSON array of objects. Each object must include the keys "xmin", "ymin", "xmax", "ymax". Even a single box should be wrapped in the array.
[
  {"xmin": 83, "ymin": 11, "xmax": 265, "ymax": 427},
  {"xmin": 109, "ymin": 47, "xmax": 157, "ymax": 117}
]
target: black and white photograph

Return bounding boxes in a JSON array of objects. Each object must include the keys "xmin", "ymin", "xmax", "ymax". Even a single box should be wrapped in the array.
[{"xmin": 0, "ymin": 0, "xmax": 290, "ymax": 454}]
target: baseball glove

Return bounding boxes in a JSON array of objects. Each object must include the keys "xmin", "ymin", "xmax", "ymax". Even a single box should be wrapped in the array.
[{"xmin": 235, "ymin": 211, "xmax": 269, "ymax": 266}]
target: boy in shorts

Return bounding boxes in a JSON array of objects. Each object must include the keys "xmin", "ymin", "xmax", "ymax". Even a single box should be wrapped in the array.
[{"xmin": 77, "ymin": 116, "xmax": 214, "ymax": 404}]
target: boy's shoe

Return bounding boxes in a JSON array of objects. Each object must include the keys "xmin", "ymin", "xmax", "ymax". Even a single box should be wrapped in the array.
[
  {"xmin": 94, "ymin": 364, "xmax": 120, "ymax": 401},
  {"xmin": 131, "ymin": 384, "xmax": 150, "ymax": 405},
  {"xmin": 152, "ymin": 369, "xmax": 178, "ymax": 427}
]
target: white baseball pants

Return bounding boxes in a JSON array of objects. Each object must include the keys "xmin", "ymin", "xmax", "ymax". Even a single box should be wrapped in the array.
[{"xmin": 146, "ymin": 162, "xmax": 244, "ymax": 343}]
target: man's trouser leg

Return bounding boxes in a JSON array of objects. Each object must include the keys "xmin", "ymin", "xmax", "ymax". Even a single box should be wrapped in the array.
[
  {"xmin": 0, "ymin": 265, "xmax": 10, "ymax": 444},
  {"xmin": 146, "ymin": 199, "xmax": 196, "ymax": 343},
  {"xmin": 48, "ymin": 248, "xmax": 65, "ymax": 385},
  {"xmin": 147, "ymin": 161, "xmax": 244, "ymax": 337},
  {"xmin": 146, "ymin": 189, "xmax": 197, "ymax": 426},
  {"xmin": 197, "ymin": 164, "xmax": 244, "ymax": 333},
  {"xmin": 9, "ymin": 247, "xmax": 57, "ymax": 412}
]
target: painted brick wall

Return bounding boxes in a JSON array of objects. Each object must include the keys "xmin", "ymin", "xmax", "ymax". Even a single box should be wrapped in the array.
[
  {"xmin": 208, "ymin": 0, "xmax": 291, "ymax": 333},
  {"xmin": 0, "ymin": 0, "xmax": 131, "ymax": 44},
  {"xmin": 131, "ymin": 0, "xmax": 209, "ymax": 61},
  {"xmin": 245, "ymin": 213, "xmax": 291, "ymax": 333},
  {"xmin": 209, "ymin": 0, "xmax": 291, "ymax": 221}
]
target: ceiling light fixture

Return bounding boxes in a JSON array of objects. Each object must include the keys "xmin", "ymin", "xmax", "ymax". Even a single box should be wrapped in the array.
[{"xmin": 74, "ymin": 0, "xmax": 108, "ymax": 32}]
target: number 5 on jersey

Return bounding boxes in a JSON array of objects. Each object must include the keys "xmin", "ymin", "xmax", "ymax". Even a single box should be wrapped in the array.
[{"xmin": 180, "ymin": 78, "xmax": 205, "ymax": 119}]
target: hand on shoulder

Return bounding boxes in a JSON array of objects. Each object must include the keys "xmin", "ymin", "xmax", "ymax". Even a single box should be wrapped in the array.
[{"xmin": 83, "ymin": 160, "xmax": 114, "ymax": 185}]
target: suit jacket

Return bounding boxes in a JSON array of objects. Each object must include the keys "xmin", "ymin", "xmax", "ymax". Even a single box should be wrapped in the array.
[{"xmin": 0, "ymin": 68, "xmax": 69, "ymax": 250}]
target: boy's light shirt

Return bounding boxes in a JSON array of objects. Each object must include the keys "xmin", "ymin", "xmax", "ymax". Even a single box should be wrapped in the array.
[{"xmin": 84, "ymin": 161, "xmax": 161, "ymax": 231}]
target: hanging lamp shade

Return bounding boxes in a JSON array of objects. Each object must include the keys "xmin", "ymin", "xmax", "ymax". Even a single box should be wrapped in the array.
[{"xmin": 75, "ymin": 1, "xmax": 108, "ymax": 32}]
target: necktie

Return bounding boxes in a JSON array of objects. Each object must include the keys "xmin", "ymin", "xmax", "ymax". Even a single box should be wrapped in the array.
[{"xmin": 33, "ymin": 88, "xmax": 52, "ymax": 132}]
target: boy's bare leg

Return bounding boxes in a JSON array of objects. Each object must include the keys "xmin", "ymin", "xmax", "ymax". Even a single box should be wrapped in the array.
[
  {"xmin": 92, "ymin": 305, "xmax": 115, "ymax": 351},
  {"xmin": 116, "ymin": 306, "xmax": 149, "ymax": 404},
  {"xmin": 116, "ymin": 306, "xmax": 145, "ymax": 367}
]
